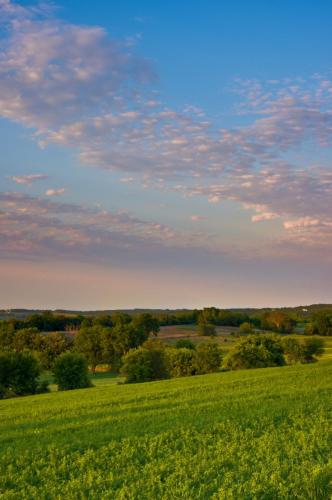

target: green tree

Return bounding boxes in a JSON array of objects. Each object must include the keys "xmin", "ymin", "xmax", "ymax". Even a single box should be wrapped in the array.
[
  {"xmin": 175, "ymin": 339, "xmax": 196, "ymax": 350},
  {"xmin": 11, "ymin": 327, "xmax": 42, "ymax": 352},
  {"xmin": 306, "ymin": 311, "xmax": 332, "ymax": 336},
  {"xmin": 301, "ymin": 337, "xmax": 325, "ymax": 362},
  {"xmin": 223, "ymin": 334, "xmax": 285, "ymax": 370},
  {"xmin": 0, "ymin": 321, "xmax": 15, "ymax": 350},
  {"xmin": 166, "ymin": 348, "xmax": 197, "ymax": 378},
  {"xmin": 281, "ymin": 337, "xmax": 304, "ymax": 364},
  {"xmin": 198, "ymin": 322, "xmax": 216, "ymax": 336},
  {"xmin": 74, "ymin": 326, "xmax": 103, "ymax": 374},
  {"xmin": 195, "ymin": 342, "xmax": 222, "ymax": 374},
  {"xmin": 132, "ymin": 313, "xmax": 160, "ymax": 336},
  {"xmin": 239, "ymin": 322, "xmax": 253, "ymax": 334},
  {"xmin": 53, "ymin": 352, "xmax": 92, "ymax": 390},
  {"xmin": 261, "ymin": 311, "xmax": 295, "ymax": 333},
  {"xmin": 120, "ymin": 347, "xmax": 169, "ymax": 383},
  {"xmin": 0, "ymin": 352, "xmax": 43, "ymax": 398},
  {"xmin": 36, "ymin": 332, "xmax": 72, "ymax": 369}
]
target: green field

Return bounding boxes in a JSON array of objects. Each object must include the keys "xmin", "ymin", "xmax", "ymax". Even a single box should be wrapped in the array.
[{"xmin": 1, "ymin": 361, "xmax": 331, "ymax": 499}]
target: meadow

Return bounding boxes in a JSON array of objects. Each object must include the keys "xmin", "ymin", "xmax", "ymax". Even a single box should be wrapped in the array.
[{"xmin": 0, "ymin": 360, "xmax": 331, "ymax": 499}]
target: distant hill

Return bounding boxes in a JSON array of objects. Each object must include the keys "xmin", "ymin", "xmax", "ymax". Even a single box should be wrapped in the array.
[{"xmin": 1, "ymin": 304, "xmax": 332, "ymax": 320}]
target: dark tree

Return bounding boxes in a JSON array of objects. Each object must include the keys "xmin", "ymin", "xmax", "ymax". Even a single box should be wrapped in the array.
[
  {"xmin": 121, "ymin": 347, "xmax": 169, "ymax": 383},
  {"xmin": 195, "ymin": 342, "xmax": 222, "ymax": 374},
  {"xmin": 0, "ymin": 352, "xmax": 43, "ymax": 398},
  {"xmin": 53, "ymin": 352, "xmax": 92, "ymax": 390},
  {"xmin": 223, "ymin": 334, "xmax": 285, "ymax": 370}
]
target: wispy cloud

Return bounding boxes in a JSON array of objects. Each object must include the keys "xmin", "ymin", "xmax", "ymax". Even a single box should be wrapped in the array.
[
  {"xmin": 1, "ymin": 1, "xmax": 332, "ymax": 260},
  {"xmin": 9, "ymin": 174, "xmax": 49, "ymax": 185},
  {"xmin": 0, "ymin": 191, "xmax": 219, "ymax": 267},
  {"xmin": 45, "ymin": 188, "xmax": 65, "ymax": 196}
]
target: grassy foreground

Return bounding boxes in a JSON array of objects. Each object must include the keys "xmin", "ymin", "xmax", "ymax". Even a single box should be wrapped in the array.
[{"xmin": 1, "ymin": 362, "xmax": 332, "ymax": 499}]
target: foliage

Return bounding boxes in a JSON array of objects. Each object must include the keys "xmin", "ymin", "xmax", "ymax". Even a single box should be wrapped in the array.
[
  {"xmin": 195, "ymin": 342, "xmax": 222, "ymax": 374},
  {"xmin": 0, "ymin": 351, "xmax": 44, "ymax": 398},
  {"xmin": 132, "ymin": 313, "xmax": 160, "ymax": 336},
  {"xmin": 281, "ymin": 337, "xmax": 305, "ymax": 364},
  {"xmin": 0, "ymin": 362, "xmax": 331, "ymax": 498},
  {"xmin": 53, "ymin": 352, "xmax": 92, "ymax": 391},
  {"xmin": 175, "ymin": 339, "xmax": 196, "ymax": 350},
  {"xmin": 223, "ymin": 334, "xmax": 285, "ymax": 370},
  {"xmin": 36, "ymin": 332, "xmax": 72, "ymax": 369},
  {"xmin": 0, "ymin": 322, "xmax": 15, "ymax": 350},
  {"xmin": 198, "ymin": 322, "xmax": 216, "ymax": 336},
  {"xmin": 281, "ymin": 337, "xmax": 325, "ymax": 364},
  {"xmin": 239, "ymin": 321, "xmax": 254, "ymax": 334},
  {"xmin": 120, "ymin": 347, "xmax": 169, "ymax": 383},
  {"xmin": 306, "ymin": 311, "xmax": 332, "ymax": 336},
  {"xmin": 166, "ymin": 348, "xmax": 197, "ymax": 377},
  {"xmin": 74, "ymin": 326, "xmax": 104, "ymax": 373},
  {"xmin": 261, "ymin": 311, "xmax": 296, "ymax": 333},
  {"xmin": 301, "ymin": 337, "xmax": 325, "ymax": 362}
]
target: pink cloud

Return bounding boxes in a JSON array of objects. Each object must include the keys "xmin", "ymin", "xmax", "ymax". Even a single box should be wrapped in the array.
[{"xmin": 10, "ymin": 174, "xmax": 49, "ymax": 185}]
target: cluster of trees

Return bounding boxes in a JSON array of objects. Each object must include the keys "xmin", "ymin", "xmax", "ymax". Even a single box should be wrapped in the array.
[
  {"xmin": 0, "ymin": 304, "xmax": 328, "ymax": 397},
  {"xmin": 306, "ymin": 311, "xmax": 332, "ymax": 336},
  {"xmin": 0, "ymin": 352, "xmax": 48, "ymax": 398},
  {"xmin": 197, "ymin": 308, "xmax": 298, "ymax": 333},
  {"xmin": 74, "ymin": 313, "xmax": 159, "ymax": 373},
  {"xmin": 120, "ymin": 339, "xmax": 222, "ymax": 383},
  {"xmin": 5, "ymin": 307, "xmax": 332, "ymax": 340},
  {"xmin": 223, "ymin": 335, "xmax": 324, "ymax": 370},
  {"xmin": 260, "ymin": 311, "xmax": 296, "ymax": 333},
  {"xmin": 0, "ymin": 326, "xmax": 72, "ymax": 369},
  {"xmin": 0, "ymin": 313, "xmax": 159, "ymax": 398},
  {"xmin": 3, "ymin": 311, "xmax": 82, "ymax": 332},
  {"xmin": 121, "ymin": 334, "xmax": 325, "ymax": 384}
]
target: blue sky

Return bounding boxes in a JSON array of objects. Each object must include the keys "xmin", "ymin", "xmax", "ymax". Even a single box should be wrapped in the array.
[{"xmin": 1, "ymin": 0, "xmax": 332, "ymax": 309}]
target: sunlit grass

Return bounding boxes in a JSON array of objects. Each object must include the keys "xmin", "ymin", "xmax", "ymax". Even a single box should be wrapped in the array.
[{"xmin": 0, "ymin": 360, "xmax": 331, "ymax": 498}]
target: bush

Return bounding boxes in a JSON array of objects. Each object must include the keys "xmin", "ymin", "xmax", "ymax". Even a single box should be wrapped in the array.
[
  {"xmin": 306, "ymin": 311, "xmax": 332, "ymax": 336},
  {"xmin": 121, "ymin": 347, "xmax": 169, "ymax": 383},
  {"xmin": 281, "ymin": 338, "xmax": 304, "ymax": 364},
  {"xmin": 281, "ymin": 337, "xmax": 325, "ymax": 364},
  {"xmin": 239, "ymin": 322, "xmax": 253, "ymax": 334},
  {"xmin": 195, "ymin": 342, "xmax": 222, "ymax": 374},
  {"xmin": 301, "ymin": 337, "xmax": 325, "ymax": 362},
  {"xmin": 166, "ymin": 348, "xmax": 197, "ymax": 378},
  {"xmin": 0, "ymin": 351, "xmax": 43, "ymax": 398},
  {"xmin": 175, "ymin": 339, "xmax": 196, "ymax": 350},
  {"xmin": 198, "ymin": 322, "xmax": 216, "ymax": 336},
  {"xmin": 223, "ymin": 334, "xmax": 285, "ymax": 370},
  {"xmin": 53, "ymin": 352, "xmax": 92, "ymax": 391}
]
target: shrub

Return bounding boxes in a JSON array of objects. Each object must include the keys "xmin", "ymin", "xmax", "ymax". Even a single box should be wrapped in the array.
[
  {"xmin": 301, "ymin": 337, "xmax": 325, "ymax": 362},
  {"xmin": 239, "ymin": 322, "xmax": 253, "ymax": 334},
  {"xmin": 166, "ymin": 348, "xmax": 197, "ymax": 378},
  {"xmin": 175, "ymin": 339, "xmax": 196, "ymax": 350},
  {"xmin": 0, "ymin": 351, "xmax": 43, "ymax": 398},
  {"xmin": 53, "ymin": 352, "xmax": 92, "ymax": 390},
  {"xmin": 195, "ymin": 342, "xmax": 222, "ymax": 374},
  {"xmin": 223, "ymin": 334, "xmax": 285, "ymax": 370},
  {"xmin": 281, "ymin": 337, "xmax": 325, "ymax": 364},
  {"xmin": 121, "ymin": 347, "xmax": 169, "ymax": 383},
  {"xmin": 198, "ymin": 322, "xmax": 216, "ymax": 336},
  {"xmin": 306, "ymin": 311, "xmax": 332, "ymax": 336},
  {"xmin": 281, "ymin": 337, "xmax": 304, "ymax": 364}
]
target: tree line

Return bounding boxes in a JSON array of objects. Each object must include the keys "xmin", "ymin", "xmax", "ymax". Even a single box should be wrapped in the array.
[{"xmin": 2, "ymin": 308, "xmax": 332, "ymax": 335}]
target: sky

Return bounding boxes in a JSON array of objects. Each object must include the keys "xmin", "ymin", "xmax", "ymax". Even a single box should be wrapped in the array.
[{"xmin": 0, "ymin": 0, "xmax": 332, "ymax": 309}]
